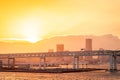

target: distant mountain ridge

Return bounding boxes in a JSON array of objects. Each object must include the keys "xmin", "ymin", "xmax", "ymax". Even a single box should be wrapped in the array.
[{"xmin": 0, "ymin": 34, "xmax": 120, "ymax": 53}]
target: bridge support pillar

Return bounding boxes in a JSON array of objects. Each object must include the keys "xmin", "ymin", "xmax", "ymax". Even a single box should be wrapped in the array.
[
  {"xmin": 8, "ymin": 58, "xmax": 15, "ymax": 69},
  {"xmin": 0, "ymin": 60, "xmax": 3, "ymax": 69},
  {"xmin": 109, "ymin": 53, "xmax": 117, "ymax": 72},
  {"xmin": 43, "ymin": 57, "xmax": 46, "ymax": 69},
  {"xmin": 73, "ymin": 56, "xmax": 76, "ymax": 69},
  {"xmin": 39, "ymin": 57, "xmax": 41, "ymax": 69},
  {"xmin": 39, "ymin": 57, "xmax": 46, "ymax": 69},
  {"xmin": 73, "ymin": 56, "xmax": 79, "ymax": 69}
]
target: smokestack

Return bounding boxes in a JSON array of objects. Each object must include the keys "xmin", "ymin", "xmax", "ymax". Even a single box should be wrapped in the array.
[
  {"xmin": 86, "ymin": 39, "xmax": 92, "ymax": 51},
  {"xmin": 85, "ymin": 38, "xmax": 93, "ymax": 61}
]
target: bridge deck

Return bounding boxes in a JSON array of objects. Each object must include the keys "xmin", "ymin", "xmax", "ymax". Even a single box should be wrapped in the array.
[{"xmin": 0, "ymin": 50, "xmax": 120, "ymax": 58}]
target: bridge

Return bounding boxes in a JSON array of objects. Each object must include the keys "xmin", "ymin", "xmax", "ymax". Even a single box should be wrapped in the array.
[{"xmin": 0, "ymin": 50, "xmax": 120, "ymax": 72}]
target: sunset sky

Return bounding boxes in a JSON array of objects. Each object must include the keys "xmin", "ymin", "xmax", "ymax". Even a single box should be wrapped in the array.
[{"xmin": 0, "ymin": 0, "xmax": 120, "ymax": 43}]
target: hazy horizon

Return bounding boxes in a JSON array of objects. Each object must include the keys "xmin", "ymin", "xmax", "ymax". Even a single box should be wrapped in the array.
[
  {"xmin": 0, "ymin": 0, "xmax": 120, "ymax": 43},
  {"xmin": 0, "ymin": 34, "xmax": 119, "ymax": 42},
  {"xmin": 0, "ymin": 34, "xmax": 120, "ymax": 53},
  {"xmin": 0, "ymin": 0, "xmax": 120, "ymax": 53},
  {"xmin": 0, "ymin": 1, "xmax": 120, "ymax": 80}
]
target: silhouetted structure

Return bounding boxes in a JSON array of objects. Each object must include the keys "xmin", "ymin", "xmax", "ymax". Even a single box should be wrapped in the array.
[
  {"xmin": 56, "ymin": 44, "xmax": 64, "ymax": 52},
  {"xmin": 48, "ymin": 49, "xmax": 54, "ymax": 52},
  {"xmin": 0, "ymin": 60, "xmax": 2, "ymax": 68},
  {"xmin": 0, "ymin": 50, "xmax": 119, "ymax": 72},
  {"xmin": 85, "ymin": 39, "xmax": 92, "ymax": 61},
  {"xmin": 86, "ymin": 39, "xmax": 92, "ymax": 51}
]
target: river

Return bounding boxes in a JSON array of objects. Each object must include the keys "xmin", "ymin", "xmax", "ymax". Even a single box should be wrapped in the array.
[{"xmin": 0, "ymin": 71, "xmax": 120, "ymax": 80}]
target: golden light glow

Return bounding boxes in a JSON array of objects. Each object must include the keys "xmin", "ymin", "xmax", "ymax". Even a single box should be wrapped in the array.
[
  {"xmin": 0, "ymin": 0, "xmax": 120, "ymax": 41},
  {"xmin": 0, "ymin": 37, "xmax": 41, "ymax": 43},
  {"xmin": 0, "ymin": 0, "xmax": 120, "ymax": 53},
  {"xmin": 10, "ymin": 16, "xmax": 44, "ymax": 43},
  {"xmin": 24, "ymin": 37, "xmax": 41, "ymax": 43},
  {"xmin": 20, "ymin": 17, "xmax": 41, "ymax": 40}
]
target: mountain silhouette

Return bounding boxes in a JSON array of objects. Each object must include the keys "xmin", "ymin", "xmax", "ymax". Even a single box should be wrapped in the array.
[{"xmin": 0, "ymin": 34, "xmax": 120, "ymax": 53}]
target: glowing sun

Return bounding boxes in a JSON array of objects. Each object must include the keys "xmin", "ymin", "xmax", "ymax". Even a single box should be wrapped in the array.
[
  {"xmin": 25, "ymin": 37, "xmax": 41, "ymax": 43},
  {"xmin": 16, "ymin": 17, "xmax": 44, "ymax": 43}
]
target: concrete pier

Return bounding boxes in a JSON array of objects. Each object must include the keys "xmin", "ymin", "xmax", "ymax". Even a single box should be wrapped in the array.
[
  {"xmin": 73, "ymin": 56, "xmax": 79, "ymax": 69},
  {"xmin": 109, "ymin": 53, "xmax": 117, "ymax": 72},
  {"xmin": 39, "ymin": 57, "xmax": 46, "ymax": 69},
  {"xmin": 8, "ymin": 58, "xmax": 15, "ymax": 69}
]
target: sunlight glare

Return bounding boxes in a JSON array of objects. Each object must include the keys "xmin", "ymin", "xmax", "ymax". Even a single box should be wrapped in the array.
[
  {"xmin": 25, "ymin": 37, "xmax": 41, "ymax": 43},
  {"xmin": 16, "ymin": 16, "xmax": 44, "ymax": 43}
]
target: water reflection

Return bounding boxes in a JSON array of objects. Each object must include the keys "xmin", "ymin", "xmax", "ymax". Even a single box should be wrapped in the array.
[{"xmin": 0, "ymin": 71, "xmax": 120, "ymax": 80}]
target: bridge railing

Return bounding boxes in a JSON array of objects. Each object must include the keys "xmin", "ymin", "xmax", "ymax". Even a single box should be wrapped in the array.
[{"xmin": 0, "ymin": 50, "xmax": 120, "ymax": 58}]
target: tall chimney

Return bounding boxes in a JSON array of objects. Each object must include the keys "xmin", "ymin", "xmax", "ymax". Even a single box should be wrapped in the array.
[{"xmin": 86, "ymin": 39, "xmax": 92, "ymax": 51}]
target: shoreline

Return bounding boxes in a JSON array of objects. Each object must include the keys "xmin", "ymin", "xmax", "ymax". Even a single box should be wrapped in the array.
[{"xmin": 0, "ymin": 68, "xmax": 106, "ymax": 73}]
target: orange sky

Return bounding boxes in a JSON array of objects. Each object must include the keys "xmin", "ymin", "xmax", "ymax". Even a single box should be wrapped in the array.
[{"xmin": 0, "ymin": 0, "xmax": 120, "ymax": 42}]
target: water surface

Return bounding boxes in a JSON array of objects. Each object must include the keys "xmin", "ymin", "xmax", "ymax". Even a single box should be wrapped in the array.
[{"xmin": 0, "ymin": 71, "xmax": 120, "ymax": 80}]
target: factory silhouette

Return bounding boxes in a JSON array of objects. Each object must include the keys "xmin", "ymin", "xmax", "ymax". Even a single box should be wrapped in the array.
[
  {"xmin": 49, "ymin": 38, "xmax": 92, "ymax": 52},
  {"xmin": 48, "ymin": 38, "xmax": 93, "ymax": 60}
]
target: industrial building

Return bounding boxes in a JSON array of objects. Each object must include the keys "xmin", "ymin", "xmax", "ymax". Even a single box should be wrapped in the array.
[
  {"xmin": 56, "ymin": 44, "xmax": 64, "ymax": 52},
  {"xmin": 85, "ymin": 39, "xmax": 93, "ymax": 61},
  {"xmin": 85, "ymin": 39, "xmax": 92, "ymax": 51},
  {"xmin": 48, "ymin": 49, "xmax": 54, "ymax": 52}
]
